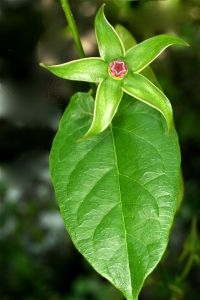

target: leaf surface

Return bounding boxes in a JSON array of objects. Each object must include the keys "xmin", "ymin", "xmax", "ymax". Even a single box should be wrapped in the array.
[{"xmin": 50, "ymin": 92, "xmax": 181, "ymax": 300}]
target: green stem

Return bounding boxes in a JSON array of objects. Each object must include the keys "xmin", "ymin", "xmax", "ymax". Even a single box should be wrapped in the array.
[
  {"xmin": 59, "ymin": 0, "xmax": 95, "ymax": 93},
  {"xmin": 59, "ymin": 0, "xmax": 85, "ymax": 58},
  {"xmin": 177, "ymin": 255, "xmax": 194, "ymax": 282}
]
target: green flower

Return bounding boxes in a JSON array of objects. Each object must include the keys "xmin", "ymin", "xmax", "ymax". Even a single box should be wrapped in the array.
[{"xmin": 40, "ymin": 4, "xmax": 187, "ymax": 138}]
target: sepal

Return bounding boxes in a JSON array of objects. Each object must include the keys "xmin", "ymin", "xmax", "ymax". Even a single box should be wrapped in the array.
[{"xmin": 40, "ymin": 58, "xmax": 107, "ymax": 83}]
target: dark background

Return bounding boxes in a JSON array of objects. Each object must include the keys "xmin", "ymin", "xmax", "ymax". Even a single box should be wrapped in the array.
[{"xmin": 0, "ymin": 0, "xmax": 200, "ymax": 299}]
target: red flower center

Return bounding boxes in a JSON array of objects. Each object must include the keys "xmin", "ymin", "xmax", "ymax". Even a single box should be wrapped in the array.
[{"xmin": 109, "ymin": 59, "xmax": 128, "ymax": 79}]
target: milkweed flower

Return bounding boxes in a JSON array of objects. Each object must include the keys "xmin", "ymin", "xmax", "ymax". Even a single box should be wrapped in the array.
[{"xmin": 40, "ymin": 5, "xmax": 187, "ymax": 138}]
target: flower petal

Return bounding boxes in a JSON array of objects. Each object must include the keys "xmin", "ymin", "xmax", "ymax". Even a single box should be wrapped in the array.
[
  {"xmin": 125, "ymin": 34, "xmax": 188, "ymax": 72},
  {"xmin": 115, "ymin": 25, "xmax": 161, "ymax": 88},
  {"xmin": 84, "ymin": 77, "xmax": 123, "ymax": 138},
  {"xmin": 115, "ymin": 24, "xmax": 137, "ymax": 51},
  {"xmin": 95, "ymin": 5, "xmax": 125, "ymax": 62},
  {"xmin": 123, "ymin": 73, "xmax": 173, "ymax": 129},
  {"xmin": 40, "ymin": 58, "xmax": 107, "ymax": 83}
]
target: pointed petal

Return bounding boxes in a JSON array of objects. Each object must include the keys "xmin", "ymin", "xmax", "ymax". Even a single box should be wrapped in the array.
[
  {"xmin": 115, "ymin": 25, "xmax": 161, "ymax": 88},
  {"xmin": 125, "ymin": 34, "xmax": 188, "ymax": 72},
  {"xmin": 95, "ymin": 5, "xmax": 125, "ymax": 62},
  {"xmin": 123, "ymin": 73, "xmax": 173, "ymax": 129},
  {"xmin": 40, "ymin": 58, "xmax": 107, "ymax": 83},
  {"xmin": 84, "ymin": 77, "xmax": 123, "ymax": 138},
  {"xmin": 115, "ymin": 24, "xmax": 137, "ymax": 51}
]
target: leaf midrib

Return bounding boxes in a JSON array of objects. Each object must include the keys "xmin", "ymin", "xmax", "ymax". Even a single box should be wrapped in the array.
[{"xmin": 110, "ymin": 124, "xmax": 133, "ymax": 299}]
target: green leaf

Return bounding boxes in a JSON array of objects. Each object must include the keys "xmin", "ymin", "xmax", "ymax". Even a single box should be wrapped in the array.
[
  {"xmin": 40, "ymin": 58, "xmax": 107, "ymax": 83},
  {"xmin": 95, "ymin": 5, "xmax": 125, "ymax": 62},
  {"xmin": 84, "ymin": 77, "xmax": 123, "ymax": 138},
  {"xmin": 50, "ymin": 92, "xmax": 181, "ymax": 300},
  {"xmin": 125, "ymin": 34, "xmax": 188, "ymax": 72},
  {"xmin": 123, "ymin": 72, "xmax": 173, "ymax": 129}
]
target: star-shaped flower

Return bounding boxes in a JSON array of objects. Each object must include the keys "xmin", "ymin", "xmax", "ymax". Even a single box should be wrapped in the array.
[
  {"xmin": 109, "ymin": 60, "xmax": 128, "ymax": 78},
  {"xmin": 40, "ymin": 5, "xmax": 187, "ymax": 138}
]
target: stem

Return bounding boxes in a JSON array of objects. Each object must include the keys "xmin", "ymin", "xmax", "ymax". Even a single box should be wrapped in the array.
[
  {"xmin": 177, "ymin": 255, "xmax": 194, "ymax": 282},
  {"xmin": 59, "ymin": 0, "xmax": 85, "ymax": 58},
  {"xmin": 59, "ymin": 0, "xmax": 95, "ymax": 93}
]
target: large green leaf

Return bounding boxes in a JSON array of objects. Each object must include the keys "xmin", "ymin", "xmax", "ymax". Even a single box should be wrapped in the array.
[{"xmin": 50, "ymin": 92, "xmax": 181, "ymax": 300}]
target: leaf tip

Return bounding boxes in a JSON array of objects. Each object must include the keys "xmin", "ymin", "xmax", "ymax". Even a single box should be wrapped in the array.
[
  {"xmin": 100, "ymin": 3, "xmax": 106, "ymax": 10},
  {"xmin": 182, "ymin": 40, "xmax": 190, "ymax": 47},
  {"xmin": 82, "ymin": 130, "xmax": 96, "ymax": 141},
  {"xmin": 39, "ymin": 62, "xmax": 46, "ymax": 68},
  {"xmin": 76, "ymin": 136, "xmax": 86, "ymax": 143},
  {"xmin": 163, "ymin": 105, "xmax": 174, "ymax": 134},
  {"xmin": 76, "ymin": 131, "xmax": 96, "ymax": 143},
  {"xmin": 81, "ymin": 122, "xmax": 107, "ymax": 141},
  {"xmin": 176, "ymin": 37, "xmax": 190, "ymax": 47},
  {"xmin": 96, "ymin": 2, "xmax": 109, "ymax": 25},
  {"xmin": 169, "ymin": 34, "xmax": 190, "ymax": 48},
  {"xmin": 165, "ymin": 119, "xmax": 174, "ymax": 135}
]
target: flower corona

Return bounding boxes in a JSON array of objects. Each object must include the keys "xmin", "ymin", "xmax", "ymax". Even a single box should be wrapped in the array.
[{"xmin": 109, "ymin": 59, "xmax": 128, "ymax": 79}]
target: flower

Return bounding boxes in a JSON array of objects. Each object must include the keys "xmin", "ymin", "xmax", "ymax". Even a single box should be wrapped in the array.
[
  {"xmin": 109, "ymin": 60, "xmax": 128, "ymax": 78},
  {"xmin": 40, "ymin": 5, "xmax": 187, "ymax": 138}
]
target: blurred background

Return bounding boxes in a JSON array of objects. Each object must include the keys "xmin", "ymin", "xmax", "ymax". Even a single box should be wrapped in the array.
[{"xmin": 0, "ymin": 0, "xmax": 200, "ymax": 299}]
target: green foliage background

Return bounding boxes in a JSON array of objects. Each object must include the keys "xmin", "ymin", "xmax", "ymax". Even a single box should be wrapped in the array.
[{"xmin": 0, "ymin": 0, "xmax": 199, "ymax": 299}]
